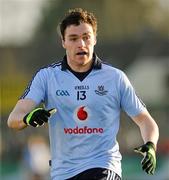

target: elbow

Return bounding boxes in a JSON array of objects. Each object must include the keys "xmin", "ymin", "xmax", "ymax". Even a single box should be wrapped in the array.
[
  {"xmin": 7, "ymin": 116, "xmax": 24, "ymax": 131},
  {"xmin": 7, "ymin": 117, "xmax": 13, "ymax": 129},
  {"xmin": 7, "ymin": 118, "xmax": 17, "ymax": 130}
]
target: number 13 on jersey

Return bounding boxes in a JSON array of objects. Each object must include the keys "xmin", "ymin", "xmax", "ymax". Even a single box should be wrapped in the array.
[{"xmin": 77, "ymin": 91, "xmax": 86, "ymax": 100}]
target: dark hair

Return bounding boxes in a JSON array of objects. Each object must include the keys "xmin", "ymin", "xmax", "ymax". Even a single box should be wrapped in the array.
[{"xmin": 59, "ymin": 8, "xmax": 97, "ymax": 40}]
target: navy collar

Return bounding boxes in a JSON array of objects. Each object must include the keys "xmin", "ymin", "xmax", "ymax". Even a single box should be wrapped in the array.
[{"xmin": 61, "ymin": 53, "xmax": 102, "ymax": 71}]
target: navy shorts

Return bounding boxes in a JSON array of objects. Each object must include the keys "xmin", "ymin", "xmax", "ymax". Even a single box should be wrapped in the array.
[{"xmin": 66, "ymin": 168, "xmax": 121, "ymax": 180}]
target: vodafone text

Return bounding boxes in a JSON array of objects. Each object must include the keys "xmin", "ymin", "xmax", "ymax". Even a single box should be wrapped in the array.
[{"xmin": 64, "ymin": 126, "xmax": 104, "ymax": 134}]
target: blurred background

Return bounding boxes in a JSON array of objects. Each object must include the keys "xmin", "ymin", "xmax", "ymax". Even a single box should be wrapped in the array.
[{"xmin": 0, "ymin": 0, "xmax": 169, "ymax": 179}]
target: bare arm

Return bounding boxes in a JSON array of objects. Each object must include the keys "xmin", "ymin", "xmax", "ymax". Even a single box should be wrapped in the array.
[
  {"xmin": 7, "ymin": 99, "xmax": 37, "ymax": 130},
  {"xmin": 132, "ymin": 109, "xmax": 159, "ymax": 150}
]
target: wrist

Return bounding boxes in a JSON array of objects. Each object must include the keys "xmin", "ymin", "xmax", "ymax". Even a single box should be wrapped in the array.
[
  {"xmin": 20, "ymin": 119, "xmax": 28, "ymax": 129},
  {"xmin": 23, "ymin": 113, "xmax": 29, "ymax": 125},
  {"xmin": 146, "ymin": 141, "xmax": 156, "ymax": 151}
]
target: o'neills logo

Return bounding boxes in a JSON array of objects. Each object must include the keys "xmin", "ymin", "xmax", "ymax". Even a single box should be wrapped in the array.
[{"xmin": 64, "ymin": 126, "xmax": 104, "ymax": 134}]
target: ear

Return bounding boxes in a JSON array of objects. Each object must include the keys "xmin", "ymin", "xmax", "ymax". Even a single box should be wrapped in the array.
[
  {"xmin": 61, "ymin": 38, "xmax": 66, "ymax": 49},
  {"xmin": 94, "ymin": 36, "xmax": 97, "ymax": 46}
]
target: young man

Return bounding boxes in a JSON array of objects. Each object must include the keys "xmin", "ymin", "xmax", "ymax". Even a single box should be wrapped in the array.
[{"xmin": 8, "ymin": 8, "xmax": 159, "ymax": 180}]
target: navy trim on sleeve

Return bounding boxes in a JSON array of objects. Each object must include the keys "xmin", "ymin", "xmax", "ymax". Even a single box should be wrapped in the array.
[{"xmin": 19, "ymin": 61, "xmax": 62, "ymax": 99}]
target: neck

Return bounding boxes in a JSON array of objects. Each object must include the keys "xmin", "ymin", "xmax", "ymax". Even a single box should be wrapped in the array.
[{"xmin": 67, "ymin": 59, "xmax": 93, "ymax": 72}]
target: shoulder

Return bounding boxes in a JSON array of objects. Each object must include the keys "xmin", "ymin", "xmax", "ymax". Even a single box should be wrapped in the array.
[
  {"xmin": 101, "ymin": 61, "xmax": 125, "ymax": 77},
  {"xmin": 41, "ymin": 60, "xmax": 62, "ymax": 72},
  {"xmin": 34, "ymin": 60, "xmax": 62, "ymax": 77}
]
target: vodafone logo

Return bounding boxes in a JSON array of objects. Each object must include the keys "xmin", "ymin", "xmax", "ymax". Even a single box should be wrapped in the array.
[
  {"xmin": 77, "ymin": 106, "xmax": 88, "ymax": 121},
  {"xmin": 64, "ymin": 106, "xmax": 104, "ymax": 134},
  {"xmin": 74, "ymin": 106, "xmax": 90, "ymax": 122},
  {"xmin": 64, "ymin": 126, "xmax": 103, "ymax": 134}
]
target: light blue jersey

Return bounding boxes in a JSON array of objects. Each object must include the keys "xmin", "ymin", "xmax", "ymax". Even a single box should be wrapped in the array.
[{"xmin": 21, "ymin": 55, "xmax": 146, "ymax": 179}]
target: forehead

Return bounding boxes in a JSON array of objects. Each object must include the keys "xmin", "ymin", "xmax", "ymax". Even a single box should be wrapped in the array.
[{"xmin": 64, "ymin": 23, "xmax": 94, "ymax": 37}]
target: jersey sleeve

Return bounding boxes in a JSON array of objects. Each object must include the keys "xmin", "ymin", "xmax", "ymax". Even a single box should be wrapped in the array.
[
  {"xmin": 20, "ymin": 69, "xmax": 47, "ymax": 105},
  {"xmin": 119, "ymin": 71, "xmax": 146, "ymax": 117}
]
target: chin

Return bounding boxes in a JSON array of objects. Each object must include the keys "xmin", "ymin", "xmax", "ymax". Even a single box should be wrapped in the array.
[{"xmin": 80, "ymin": 59, "xmax": 90, "ymax": 66}]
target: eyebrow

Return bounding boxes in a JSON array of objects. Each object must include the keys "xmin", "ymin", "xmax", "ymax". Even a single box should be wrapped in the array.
[{"xmin": 68, "ymin": 32, "xmax": 92, "ymax": 37}]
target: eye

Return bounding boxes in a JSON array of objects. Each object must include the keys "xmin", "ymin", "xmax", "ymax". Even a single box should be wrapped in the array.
[
  {"xmin": 83, "ymin": 35, "xmax": 90, "ymax": 41},
  {"xmin": 69, "ymin": 37, "xmax": 78, "ymax": 41}
]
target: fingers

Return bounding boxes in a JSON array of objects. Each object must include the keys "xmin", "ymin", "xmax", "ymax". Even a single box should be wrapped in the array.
[
  {"xmin": 143, "ymin": 162, "xmax": 155, "ymax": 174},
  {"xmin": 39, "ymin": 110, "xmax": 50, "ymax": 122},
  {"xmin": 37, "ymin": 108, "xmax": 57, "ymax": 124},
  {"xmin": 29, "ymin": 120, "xmax": 39, "ymax": 127},
  {"xmin": 24, "ymin": 108, "xmax": 57, "ymax": 127},
  {"xmin": 48, "ymin": 108, "xmax": 57, "ymax": 116},
  {"xmin": 146, "ymin": 164, "xmax": 154, "ymax": 174},
  {"xmin": 141, "ymin": 154, "xmax": 150, "ymax": 166},
  {"xmin": 30, "ymin": 113, "xmax": 45, "ymax": 126},
  {"xmin": 29, "ymin": 119, "xmax": 42, "ymax": 127},
  {"xmin": 35, "ymin": 116, "xmax": 46, "ymax": 125},
  {"xmin": 134, "ymin": 143, "xmax": 156, "ymax": 175},
  {"xmin": 142, "ymin": 158, "xmax": 151, "ymax": 170},
  {"xmin": 134, "ymin": 148, "xmax": 141, "ymax": 153},
  {"xmin": 134, "ymin": 147, "xmax": 145, "ymax": 156},
  {"xmin": 141, "ymin": 154, "xmax": 155, "ymax": 175}
]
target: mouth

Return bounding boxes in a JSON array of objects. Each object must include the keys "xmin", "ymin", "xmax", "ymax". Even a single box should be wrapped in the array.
[{"xmin": 76, "ymin": 51, "xmax": 88, "ymax": 56}]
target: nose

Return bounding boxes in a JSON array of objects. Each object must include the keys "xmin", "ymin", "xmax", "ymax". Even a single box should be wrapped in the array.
[{"xmin": 77, "ymin": 39, "xmax": 85, "ymax": 47}]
